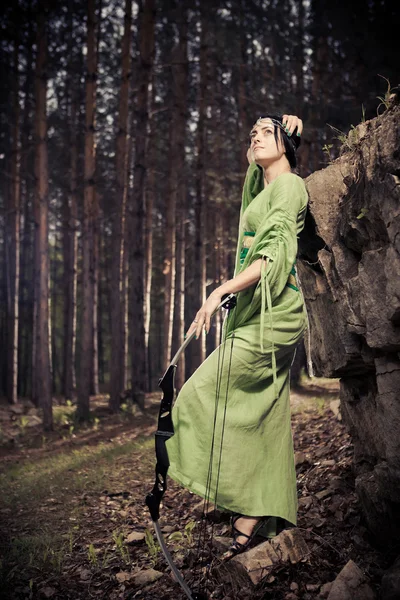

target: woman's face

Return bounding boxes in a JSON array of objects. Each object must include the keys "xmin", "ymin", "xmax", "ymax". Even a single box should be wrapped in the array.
[{"xmin": 249, "ymin": 118, "xmax": 285, "ymax": 165}]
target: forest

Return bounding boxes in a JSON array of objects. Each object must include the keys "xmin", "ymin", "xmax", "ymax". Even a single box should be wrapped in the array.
[
  {"xmin": 1, "ymin": 0, "xmax": 400, "ymax": 599},
  {"xmin": 1, "ymin": 0, "xmax": 398, "ymax": 425}
]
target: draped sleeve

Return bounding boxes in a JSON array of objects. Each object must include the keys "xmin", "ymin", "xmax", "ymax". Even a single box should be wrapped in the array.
[{"xmin": 226, "ymin": 172, "xmax": 308, "ymax": 399}]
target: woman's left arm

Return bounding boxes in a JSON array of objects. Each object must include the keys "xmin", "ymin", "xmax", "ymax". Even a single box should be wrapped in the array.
[{"xmin": 186, "ymin": 259, "xmax": 264, "ymax": 339}]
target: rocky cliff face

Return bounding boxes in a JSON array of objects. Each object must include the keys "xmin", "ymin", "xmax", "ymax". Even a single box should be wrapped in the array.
[{"xmin": 298, "ymin": 100, "xmax": 400, "ymax": 547}]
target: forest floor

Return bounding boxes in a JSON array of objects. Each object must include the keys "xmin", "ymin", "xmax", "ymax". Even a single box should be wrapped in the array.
[{"xmin": 0, "ymin": 374, "xmax": 395, "ymax": 600}]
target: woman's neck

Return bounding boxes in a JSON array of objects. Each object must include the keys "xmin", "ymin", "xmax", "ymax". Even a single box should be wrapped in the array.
[{"xmin": 262, "ymin": 159, "xmax": 291, "ymax": 187}]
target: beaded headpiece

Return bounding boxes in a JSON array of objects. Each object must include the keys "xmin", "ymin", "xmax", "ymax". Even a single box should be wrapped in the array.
[{"xmin": 255, "ymin": 116, "xmax": 298, "ymax": 152}]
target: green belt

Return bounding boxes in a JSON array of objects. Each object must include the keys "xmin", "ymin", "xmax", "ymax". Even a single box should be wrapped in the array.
[{"xmin": 240, "ymin": 232, "xmax": 298, "ymax": 291}]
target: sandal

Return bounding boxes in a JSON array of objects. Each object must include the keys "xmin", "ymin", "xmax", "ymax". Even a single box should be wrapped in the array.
[{"xmin": 221, "ymin": 515, "xmax": 265, "ymax": 561}]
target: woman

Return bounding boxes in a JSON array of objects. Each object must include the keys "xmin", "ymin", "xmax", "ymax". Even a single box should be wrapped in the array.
[{"xmin": 165, "ymin": 114, "xmax": 308, "ymax": 559}]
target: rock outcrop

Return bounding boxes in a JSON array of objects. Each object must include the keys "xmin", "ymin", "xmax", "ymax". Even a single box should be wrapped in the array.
[{"xmin": 298, "ymin": 99, "xmax": 400, "ymax": 548}]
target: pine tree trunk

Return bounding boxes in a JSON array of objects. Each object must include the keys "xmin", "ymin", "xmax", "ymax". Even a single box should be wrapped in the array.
[
  {"xmin": 144, "ymin": 75, "xmax": 158, "ymax": 391},
  {"xmin": 238, "ymin": 0, "xmax": 248, "ymax": 173},
  {"xmin": 191, "ymin": 9, "xmax": 208, "ymax": 371},
  {"xmin": 19, "ymin": 12, "xmax": 34, "ymax": 399},
  {"xmin": 110, "ymin": 0, "xmax": 132, "ymax": 412},
  {"xmin": 163, "ymin": 3, "xmax": 188, "ymax": 368},
  {"xmin": 34, "ymin": 2, "xmax": 52, "ymax": 429},
  {"xmin": 63, "ymin": 83, "xmax": 78, "ymax": 399},
  {"xmin": 6, "ymin": 39, "xmax": 21, "ymax": 404},
  {"xmin": 129, "ymin": 0, "xmax": 155, "ymax": 400},
  {"xmin": 78, "ymin": 0, "xmax": 98, "ymax": 420}
]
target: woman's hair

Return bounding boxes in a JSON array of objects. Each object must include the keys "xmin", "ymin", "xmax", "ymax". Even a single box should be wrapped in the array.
[{"xmin": 251, "ymin": 114, "xmax": 301, "ymax": 169}]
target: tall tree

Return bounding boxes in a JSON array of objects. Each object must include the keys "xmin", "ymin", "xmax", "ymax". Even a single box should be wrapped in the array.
[
  {"xmin": 129, "ymin": 0, "xmax": 155, "ymax": 399},
  {"xmin": 34, "ymin": 1, "xmax": 52, "ymax": 429},
  {"xmin": 163, "ymin": 2, "xmax": 189, "ymax": 368},
  {"xmin": 191, "ymin": 5, "xmax": 208, "ymax": 371},
  {"xmin": 5, "ymin": 35, "xmax": 21, "ymax": 404},
  {"xmin": 63, "ymin": 3, "xmax": 79, "ymax": 400},
  {"xmin": 109, "ymin": 0, "xmax": 132, "ymax": 412},
  {"xmin": 78, "ymin": 0, "xmax": 98, "ymax": 419}
]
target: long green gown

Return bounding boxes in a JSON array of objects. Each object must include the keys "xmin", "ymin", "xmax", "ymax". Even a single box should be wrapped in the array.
[{"xmin": 165, "ymin": 162, "xmax": 309, "ymax": 528}]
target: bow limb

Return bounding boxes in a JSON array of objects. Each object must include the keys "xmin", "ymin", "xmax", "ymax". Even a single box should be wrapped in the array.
[{"xmin": 145, "ymin": 293, "xmax": 236, "ymax": 600}]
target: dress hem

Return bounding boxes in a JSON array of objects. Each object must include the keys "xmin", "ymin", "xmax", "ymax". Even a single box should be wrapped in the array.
[{"xmin": 168, "ymin": 466, "xmax": 297, "ymax": 527}]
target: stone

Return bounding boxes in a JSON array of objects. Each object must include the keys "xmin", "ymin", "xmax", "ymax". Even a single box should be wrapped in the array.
[
  {"xmin": 301, "ymin": 104, "xmax": 400, "ymax": 546},
  {"xmin": 326, "ymin": 560, "xmax": 375, "ymax": 600},
  {"xmin": 40, "ymin": 587, "xmax": 56, "ymax": 598},
  {"xmin": 115, "ymin": 571, "xmax": 133, "ymax": 583},
  {"xmin": 10, "ymin": 404, "xmax": 24, "ymax": 414},
  {"xmin": 126, "ymin": 531, "xmax": 145, "ymax": 544},
  {"xmin": 329, "ymin": 399, "xmax": 341, "ymax": 420},
  {"xmin": 381, "ymin": 555, "xmax": 400, "ymax": 600},
  {"xmin": 133, "ymin": 568, "xmax": 163, "ymax": 587},
  {"xmin": 221, "ymin": 529, "xmax": 309, "ymax": 586},
  {"xmin": 295, "ymin": 451, "xmax": 308, "ymax": 466},
  {"xmin": 319, "ymin": 582, "xmax": 334, "ymax": 598},
  {"xmin": 270, "ymin": 529, "xmax": 310, "ymax": 564}
]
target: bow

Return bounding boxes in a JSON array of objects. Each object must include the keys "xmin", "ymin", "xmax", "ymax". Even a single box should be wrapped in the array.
[{"xmin": 145, "ymin": 293, "xmax": 237, "ymax": 600}]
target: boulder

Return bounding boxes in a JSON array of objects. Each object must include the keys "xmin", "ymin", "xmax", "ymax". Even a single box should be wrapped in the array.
[
  {"xmin": 326, "ymin": 560, "xmax": 375, "ymax": 600},
  {"xmin": 300, "ymin": 101, "xmax": 400, "ymax": 546},
  {"xmin": 220, "ymin": 529, "xmax": 309, "ymax": 586}
]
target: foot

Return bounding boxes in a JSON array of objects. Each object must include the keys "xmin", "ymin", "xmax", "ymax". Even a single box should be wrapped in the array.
[
  {"xmin": 221, "ymin": 514, "xmax": 263, "ymax": 561},
  {"xmin": 232, "ymin": 516, "xmax": 260, "ymax": 546}
]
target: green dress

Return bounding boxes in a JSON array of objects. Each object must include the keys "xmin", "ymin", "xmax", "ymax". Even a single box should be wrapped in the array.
[{"xmin": 165, "ymin": 163, "xmax": 309, "ymax": 527}]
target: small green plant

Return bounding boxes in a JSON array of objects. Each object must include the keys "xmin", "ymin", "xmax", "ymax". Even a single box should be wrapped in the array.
[
  {"xmin": 66, "ymin": 399, "xmax": 73, "ymax": 407},
  {"xmin": 356, "ymin": 207, "xmax": 369, "ymax": 219},
  {"xmin": 101, "ymin": 547, "xmax": 111, "ymax": 568},
  {"xmin": 17, "ymin": 415, "xmax": 30, "ymax": 435},
  {"xmin": 322, "ymin": 143, "xmax": 334, "ymax": 162},
  {"xmin": 87, "ymin": 543, "xmax": 98, "ymax": 566},
  {"xmin": 112, "ymin": 530, "xmax": 130, "ymax": 565},
  {"xmin": 327, "ymin": 124, "xmax": 358, "ymax": 153},
  {"xmin": 184, "ymin": 521, "xmax": 196, "ymax": 545},
  {"xmin": 361, "ymin": 103, "xmax": 366, "ymax": 123},
  {"xmin": 376, "ymin": 75, "xmax": 399, "ymax": 115},
  {"xmin": 167, "ymin": 521, "xmax": 197, "ymax": 549},
  {"xmin": 144, "ymin": 528, "xmax": 161, "ymax": 566}
]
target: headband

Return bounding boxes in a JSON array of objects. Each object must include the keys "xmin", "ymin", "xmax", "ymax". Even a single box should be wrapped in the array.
[{"xmin": 255, "ymin": 116, "xmax": 298, "ymax": 152}]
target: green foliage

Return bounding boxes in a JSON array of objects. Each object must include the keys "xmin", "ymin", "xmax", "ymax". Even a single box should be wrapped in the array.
[
  {"xmin": 322, "ymin": 143, "xmax": 334, "ymax": 162},
  {"xmin": 326, "ymin": 124, "xmax": 359, "ymax": 153},
  {"xmin": 356, "ymin": 207, "xmax": 369, "ymax": 219},
  {"xmin": 87, "ymin": 543, "xmax": 98, "ymax": 566},
  {"xmin": 184, "ymin": 520, "xmax": 196, "ymax": 545},
  {"xmin": 112, "ymin": 530, "xmax": 130, "ymax": 565},
  {"xmin": 17, "ymin": 416, "xmax": 30, "ymax": 435},
  {"xmin": 144, "ymin": 528, "xmax": 161, "ymax": 566},
  {"xmin": 376, "ymin": 75, "xmax": 399, "ymax": 115}
]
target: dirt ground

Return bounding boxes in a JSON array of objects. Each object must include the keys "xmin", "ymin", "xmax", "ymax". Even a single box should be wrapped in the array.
[{"xmin": 0, "ymin": 375, "xmax": 395, "ymax": 599}]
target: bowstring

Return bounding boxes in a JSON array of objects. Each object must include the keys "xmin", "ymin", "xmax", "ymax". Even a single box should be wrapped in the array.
[{"xmin": 192, "ymin": 301, "xmax": 238, "ymax": 595}]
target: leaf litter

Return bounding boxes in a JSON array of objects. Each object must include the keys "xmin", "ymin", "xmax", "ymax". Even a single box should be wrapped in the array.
[{"xmin": 0, "ymin": 380, "xmax": 394, "ymax": 599}]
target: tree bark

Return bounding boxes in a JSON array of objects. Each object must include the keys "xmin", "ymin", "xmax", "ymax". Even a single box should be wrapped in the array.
[
  {"xmin": 34, "ymin": 1, "xmax": 52, "ymax": 429},
  {"xmin": 129, "ymin": 0, "xmax": 155, "ymax": 400},
  {"xmin": 63, "ymin": 46, "xmax": 78, "ymax": 400},
  {"xmin": 78, "ymin": 0, "xmax": 98, "ymax": 420},
  {"xmin": 191, "ymin": 7, "xmax": 208, "ymax": 371},
  {"xmin": 163, "ymin": 2, "xmax": 188, "ymax": 368},
  {"xmin": 110, "ymin": 0, "xmax": 132, "ymax": 412},
  {"xmin": 19, "ymin": 9, "xmax": 34, "ymax": 399},
  {"xmin": 144, "ymin": 82, "xmax": 156, "ymax": 392},
  {"xmin": 6, "ymin": 38, "xmax": 21, "ymax": 404}
]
